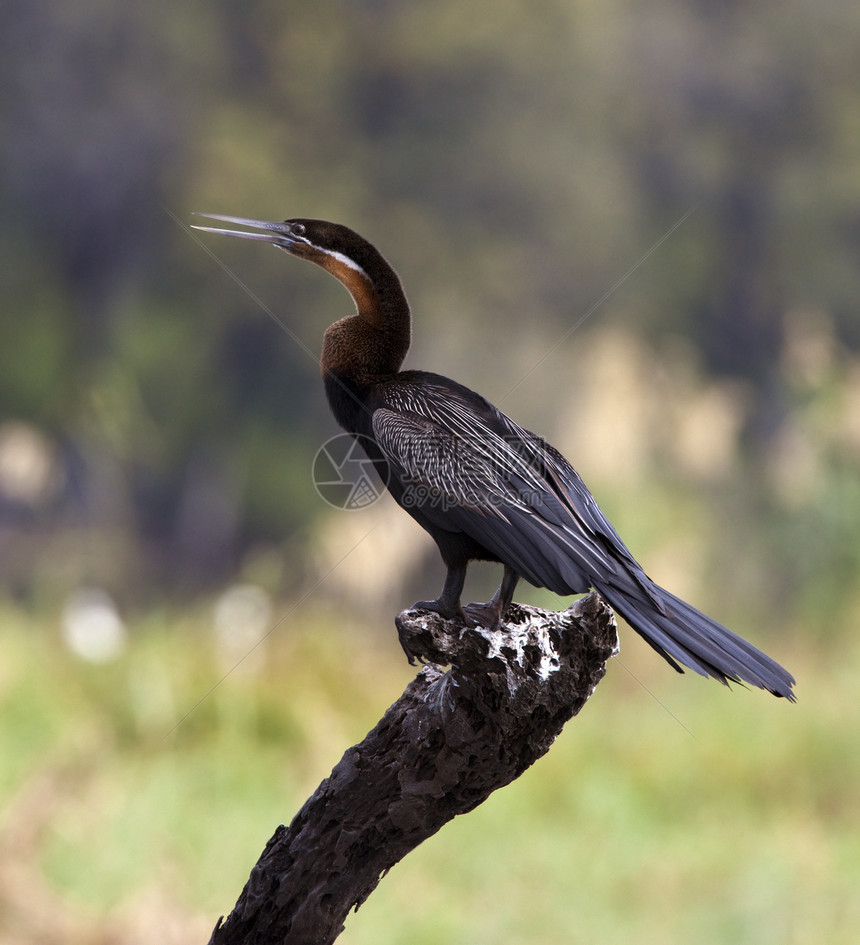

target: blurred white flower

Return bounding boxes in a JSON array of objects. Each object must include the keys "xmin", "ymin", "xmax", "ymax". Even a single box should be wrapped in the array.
[
  {"xmin": 212, "ymin": 584, "xmax": 273, "ymax": 673},
  {"xmin": 0, "ymin": 421, "xmax": 61, "ymax": 505},
  {"xmin": 61, "ymin": 587, "xmax": 127, "ymax": 663}
]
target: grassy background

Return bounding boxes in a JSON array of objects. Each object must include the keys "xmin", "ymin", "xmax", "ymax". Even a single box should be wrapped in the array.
[{"xmin": 2, "ymin": 596, "xmax": 856, "ymax": 945}]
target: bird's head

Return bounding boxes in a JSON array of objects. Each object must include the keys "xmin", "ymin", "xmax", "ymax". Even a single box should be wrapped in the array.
[
  {"xmin": 192, "ymin": 212, "xmax": 409, "ymax": 348},
  {"xmin": 192, "ymin": 214, "xmax": 375, "ymax": 282}
]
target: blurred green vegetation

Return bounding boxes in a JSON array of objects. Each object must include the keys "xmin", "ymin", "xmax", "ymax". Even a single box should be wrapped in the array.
[
  {"xmin": 2, "ymin": 0, "xmax": 860, "ymax": 942},
  {"xmin": 1, "ymin": 598, "xmax": 857, "ymax": 944}
]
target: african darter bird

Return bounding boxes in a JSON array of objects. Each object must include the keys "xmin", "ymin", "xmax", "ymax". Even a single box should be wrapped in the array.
[{"xmin": 193, "ymin": 214, "xmax": 795, "ymax": 700}]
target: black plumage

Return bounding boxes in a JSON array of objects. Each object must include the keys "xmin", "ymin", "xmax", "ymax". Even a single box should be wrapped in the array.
[{"xmin": 194, "ymin": 213, "xmax": 796, "ymax": 701}]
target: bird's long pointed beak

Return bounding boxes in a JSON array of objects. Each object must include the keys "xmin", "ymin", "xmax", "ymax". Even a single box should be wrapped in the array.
[{"xmin": 190, "ymin": 213, "xmax": 299, "ymax": 249}]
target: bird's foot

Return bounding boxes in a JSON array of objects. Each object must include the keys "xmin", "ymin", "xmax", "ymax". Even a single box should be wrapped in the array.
[
  {"xmin": 410, "ymin": 598, "xmax": 465, "ymax": 622},
  {"xmin": 462, "ymin": 600, "xmax": 504, "ymax": 631}
]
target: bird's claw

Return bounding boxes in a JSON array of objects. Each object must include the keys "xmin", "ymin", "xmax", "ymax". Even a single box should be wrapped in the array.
[{"xmin": 410, "ymin": 599, "xmax": 465, "ymax": 622}]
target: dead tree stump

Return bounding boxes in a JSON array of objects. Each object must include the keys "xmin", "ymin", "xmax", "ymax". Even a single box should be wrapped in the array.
[{"xmin": 208, "ymin": 592, "xmax": 618, "ymax": 945}]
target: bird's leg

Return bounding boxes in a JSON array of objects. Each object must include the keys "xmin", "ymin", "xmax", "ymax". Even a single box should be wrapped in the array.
[
  {"xmin": 463, "ymin": 565, "xmax": 520, "ymax": 631},
  {"xmin": 411, "ymin": 563, "xmax": 467, "ymax": 621}
]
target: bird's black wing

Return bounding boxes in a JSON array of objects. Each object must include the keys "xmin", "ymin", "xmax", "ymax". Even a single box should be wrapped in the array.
[{"xmin": 370, "ymin": 379, "xmax": 624, "ymax": 594}]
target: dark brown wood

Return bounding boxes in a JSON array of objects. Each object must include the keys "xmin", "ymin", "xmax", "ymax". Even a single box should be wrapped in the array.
[{"xmin": 208, "ymin": 593, "xmax": 618, "ymax": 945}]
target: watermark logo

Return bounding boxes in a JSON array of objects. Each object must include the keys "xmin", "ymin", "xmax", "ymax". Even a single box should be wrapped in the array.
[
  {"xmin": 312, "ymin": 431, "xmax": 552, "ymax": 513},
  {"xmin": 312, "ymin": 434, "xmax": 387, "ymax": 510}
]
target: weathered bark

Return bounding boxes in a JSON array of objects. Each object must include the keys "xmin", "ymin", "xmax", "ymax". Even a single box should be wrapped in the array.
[{"xmin": 208, "ymin": 593, "xmax": 618, "ymax": 945}]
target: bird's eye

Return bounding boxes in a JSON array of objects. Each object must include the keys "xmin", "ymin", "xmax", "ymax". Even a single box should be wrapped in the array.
[{"xmin": 292, "ymin": 223, "xmax": 306, "ymax": 236}]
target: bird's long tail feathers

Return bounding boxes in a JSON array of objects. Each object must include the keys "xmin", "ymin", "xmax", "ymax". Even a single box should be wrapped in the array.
[{"xmin": 596, "ymin": 578, "xmax": 796, "ymax": 701}]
